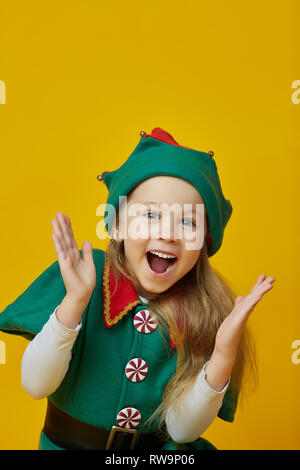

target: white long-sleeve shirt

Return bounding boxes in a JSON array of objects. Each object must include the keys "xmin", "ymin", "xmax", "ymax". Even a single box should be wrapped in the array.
[{"xmin": 21, "ymin": 296, "xmax": 230, "ymax": 444}]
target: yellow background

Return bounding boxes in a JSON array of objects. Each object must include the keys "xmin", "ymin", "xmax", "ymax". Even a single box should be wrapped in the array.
[{"xmin": 0, "ymin": 0, "xmax": 299, "ymax": 450}]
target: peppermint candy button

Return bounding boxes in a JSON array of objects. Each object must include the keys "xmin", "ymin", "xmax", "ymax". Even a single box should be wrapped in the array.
[
  {"xmin": 133, "ymin": 309, "xmax": 157, "ymax": 334},
  {"xmin": 116, "ymin": 407, "xmax": 141, "ymax": 429},
  {"xmin": 125, "ymin": 358, "xmax": 148, "ymax": 382}
]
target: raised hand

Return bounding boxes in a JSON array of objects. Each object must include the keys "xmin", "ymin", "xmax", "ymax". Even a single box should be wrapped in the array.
[
  {"xmin": 205, "ymin": 274, "xmax": 276, "ymax": 391},
  {"xmin": 214, "ymin": 274, "xmax": 276, "ymax": 361},
  {"xmin": 50, "ymin": 212, "xmax": 96, "ymax": 303}
]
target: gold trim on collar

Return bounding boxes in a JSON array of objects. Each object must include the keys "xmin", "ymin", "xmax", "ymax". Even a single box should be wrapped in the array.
[{"xmin": 103, "ymin": 257, "xmax": 141, "ymax": 327}]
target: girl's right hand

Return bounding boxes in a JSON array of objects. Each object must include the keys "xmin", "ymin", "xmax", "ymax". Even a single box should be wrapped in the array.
[{"xmin": 50, "ymin": 212, "xmax": 96, "ymax": 303}]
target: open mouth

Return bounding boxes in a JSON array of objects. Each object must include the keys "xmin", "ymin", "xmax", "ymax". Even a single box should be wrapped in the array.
[{"xmin": 146, "ymin": 251, "xmax": 177, "ymax": 275}]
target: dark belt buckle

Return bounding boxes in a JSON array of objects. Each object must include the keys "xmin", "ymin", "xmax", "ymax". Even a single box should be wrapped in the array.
[{"xmin": 105, "ymin": 426, "xmax": 139, "ymax": 450}]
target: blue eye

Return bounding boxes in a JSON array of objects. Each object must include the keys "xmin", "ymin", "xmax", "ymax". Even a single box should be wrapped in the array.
[
  {"xmin": 144, "ymin": 211, "xmax": 159, "ymax": 220},
  {"xmin": 182, "ymin": 219, "xmax": 196, "ymax": 228}
]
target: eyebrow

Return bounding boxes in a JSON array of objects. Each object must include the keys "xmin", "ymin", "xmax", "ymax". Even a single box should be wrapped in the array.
[
  {"xmin": 142, "ymin": 201, "xmax": 160, "ymax": 205},
  {"xmin": 142, "ymin": 201, "xmax": 199, "ymax": 214}
]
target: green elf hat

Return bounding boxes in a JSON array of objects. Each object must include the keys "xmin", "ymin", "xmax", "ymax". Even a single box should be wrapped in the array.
[{"xmin": 97, "ymin": 127, "xmax": 232, "ymax": 257}]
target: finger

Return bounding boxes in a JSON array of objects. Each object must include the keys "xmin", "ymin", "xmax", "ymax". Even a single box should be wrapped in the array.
[
  {"xmin": 65, "ymin": 216, "xmax": 79, "ymax": 250},
  {"xmin": 252, "ymin": 275, "xmax": 275, "ymax": 295},
  {"xmin": 243, "ymin": 282, "xmax": 274, "ymax": 315},
  {"xmin": 51, "ymin": 218, "xmax": 68, "ymax": 252},
  {"xmin": 255, "ymin": 277, "xmax": 275, "ymax": 295},
  {"xmin": 51, "ymin": 232, "xmax": 67, "ymax": 262},
  {"xmin": 251, "ymin": 274, "xmax": 266, "ymax": 293},
  {"xmin": 234, "ymin": 280, "xmax": 274, "ymax": 318},
  {"xmin": 56, "ymin": 212, "xmax": 74, "ymax": 250},
  {"xmin": 59, "ymin": 213, "xmax": 78, "ymax": 250},
  {"xmin": 82, "ymin": 241, "xmax": 94, "ymax": 265}
]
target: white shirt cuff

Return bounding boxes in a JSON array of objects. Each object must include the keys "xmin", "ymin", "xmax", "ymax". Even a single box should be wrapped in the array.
[
  {"xmin": 50, "ymin": 305, "xmax": 82, "ymax": 336},
  {"xmin": 198, "ymin": 361, "xmax": 231, "ymax": 396}
]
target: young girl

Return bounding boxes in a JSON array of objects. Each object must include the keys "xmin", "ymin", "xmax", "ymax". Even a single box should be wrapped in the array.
[{"xmin": 0, "ymin": 127, "xmax": 275, "ymax": 450}]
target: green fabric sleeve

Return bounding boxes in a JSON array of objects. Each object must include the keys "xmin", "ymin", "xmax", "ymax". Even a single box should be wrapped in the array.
[
  {"xmin": 217, "ymin": 386, "xmax": 239, "ymax": 422},
  {"xmin": 0, "ymin": 258, "xmax": 67, "ymax": 341}
]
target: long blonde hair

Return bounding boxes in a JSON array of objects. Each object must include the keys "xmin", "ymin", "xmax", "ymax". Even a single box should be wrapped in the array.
[{"xmin": 105, "ymin": 225, "xmax": 258, "ymax": 432}]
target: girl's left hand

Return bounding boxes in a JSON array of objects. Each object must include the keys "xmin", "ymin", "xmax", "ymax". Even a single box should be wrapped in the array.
[{"xmin": 214, "ymin": 274, "xmax": 276, "ymax": 362}]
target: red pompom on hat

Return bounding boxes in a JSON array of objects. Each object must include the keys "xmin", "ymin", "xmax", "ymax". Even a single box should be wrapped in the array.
[{"xmin": 140, "ymin": 128, "xmax": 193, "ymax": 150}]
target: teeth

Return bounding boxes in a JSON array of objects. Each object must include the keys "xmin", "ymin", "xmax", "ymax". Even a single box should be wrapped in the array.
[{"xmin": 149, "ymin": 250, "xmax": 177, "ymax": 259}]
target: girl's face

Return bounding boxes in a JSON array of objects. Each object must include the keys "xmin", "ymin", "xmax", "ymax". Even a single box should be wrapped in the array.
[{"xmin": 117, "ymin": 176, "xmax": 207, "ymax": 298}]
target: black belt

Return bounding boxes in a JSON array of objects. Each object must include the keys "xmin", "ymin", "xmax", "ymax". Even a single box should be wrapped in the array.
[{"xmin": 42, "ymin": 400, "xmax": 168, "ymax": 450}]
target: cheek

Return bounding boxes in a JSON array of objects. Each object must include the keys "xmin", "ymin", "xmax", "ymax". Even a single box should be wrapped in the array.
[
  {"xmin": 124, "ymin": 238, "xmax": 147, "ymax": 260},
  {"xmin": 182, "ymin": 251, "xmax": 200, "ymax": 270}
]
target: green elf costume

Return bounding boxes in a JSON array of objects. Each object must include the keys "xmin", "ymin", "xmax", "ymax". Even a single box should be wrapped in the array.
[{"xmin": 0, "ymin": 127, "xmax": 237, "ymax": 450}]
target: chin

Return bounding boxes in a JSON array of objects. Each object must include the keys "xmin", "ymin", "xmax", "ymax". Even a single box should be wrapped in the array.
[{"xmin": 139, "ymin": 281, "xmax": 169, "ymax": 296}]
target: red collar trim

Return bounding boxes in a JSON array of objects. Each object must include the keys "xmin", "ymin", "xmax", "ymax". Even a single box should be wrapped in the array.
[{"xmin": 102, "ymin": 256, "xmax": 141, "ymax": 328}]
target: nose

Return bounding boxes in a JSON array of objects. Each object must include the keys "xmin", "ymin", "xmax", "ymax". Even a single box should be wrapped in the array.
[{"xmin": 158, "ymin": 212, "xmax": 176, "ymax": 241}]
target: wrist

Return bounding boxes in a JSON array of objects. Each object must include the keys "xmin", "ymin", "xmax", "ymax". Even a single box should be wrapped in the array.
[
  {"xmin": 65, "ymin": 292, "xmax": 92, "ymax": 307},
  {"xmin": 56, "ymin": 294, "xmax": 90, "ymax": 330},
  {"xmin": 211, "ymin": 347, "xmax": 235, "ymax": 368},
  {"xmin": 205, "ymin": 349, "xmax": 234, "ymax": 392},
  {"xmin": 212, "ymin": 337, "xmax": 240, "ymax": 370}
]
